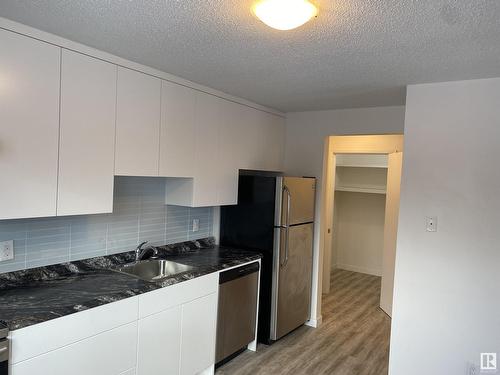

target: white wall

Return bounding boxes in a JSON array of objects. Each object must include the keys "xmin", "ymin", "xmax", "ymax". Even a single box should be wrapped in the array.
[
  {"xmin": 389, "ymin": 78, "xmax": 500, "ymax": 374},
  {"xmin": 333, "ymin": 191, "xmax": 386, "ymax": 276},
  {"xmin": 284, "ymin": 106, "xmax": 405, "ymax": 323}
]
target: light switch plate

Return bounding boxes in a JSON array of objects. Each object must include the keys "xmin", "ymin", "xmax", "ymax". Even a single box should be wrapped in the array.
[
  {"xmin": 426, "ymin": 216, "xmax": 438, "ymax": 232},
  {"xmin": 0, "ymin": 240, "xmax": 14, "ymax": 261},
  {"xmin": 192, "ymin": 219, "xmax": 200, "ymax": 232}
]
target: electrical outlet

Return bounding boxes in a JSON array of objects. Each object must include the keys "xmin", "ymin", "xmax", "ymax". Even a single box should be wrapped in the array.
[
  {"xmin": 467, "ymin": 362, "xmax": 478, "ymax": 375},
  {"xmin": 0, "ymin": 240, "xmax": 14, "ymax": 262},
  {"xmin": 192, "ymin": 219, "xmax": 200, "ymax": 232}
]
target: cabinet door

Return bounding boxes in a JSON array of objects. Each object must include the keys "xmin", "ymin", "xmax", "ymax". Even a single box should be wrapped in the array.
[
  {"xmin": 237, "ymin": 106, "xmax": 264, "ymax": 171},
  {"xmin": 137, "ymin": 306, "xmax": 182, "ymax": 375},
  {"xmin": 192, "ymin": 92, "xmax": 221, "ymax": 206},
  {"xmin": 57, "ymin": 50, "xmax": 117, "ymax": 216},
  {"xmin": 11, "ymin": 322, "xmax": 138, "ymax": 375},
  {"xmin": 261, "ymin": 113, "xmax": 285, "ymax": 171},
  {"xmin": 159, "ymin": 81, "xmax": 196, "ymax": 177},
  {"xmin": 217, "ymin": 100, "xmax": 241, "ymax": 206},
  {"xmin": 180, "ymin": 293, "xmax": 218, "ymax": 375},
  {"xmin": 0, "ymin": 29, "xmax": 60, "ymax": 220},
  {"xmin": 236, "ymin": 107, "xmax": 286, "ymax": 172},
  {"xmin": 115, "ymin": 67, "xmax": 161, "ymax": 176}
]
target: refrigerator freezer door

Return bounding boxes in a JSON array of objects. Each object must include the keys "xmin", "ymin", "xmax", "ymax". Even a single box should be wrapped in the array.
[
  {"xmin": 273, "ymin": 223, "xmax": 313, "ymax": 340},
  {"xmin": 282, "ymin": 177, "xmax": 316, "ymax": 225}
]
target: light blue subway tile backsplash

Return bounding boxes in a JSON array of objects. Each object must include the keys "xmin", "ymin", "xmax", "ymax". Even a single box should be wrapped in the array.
[
  {"xmin": 70, "ymin": 215, "xmax": 108, "ymax": 261},
  {"xmin": 0, "ymin": 177, "xmax": 214, "ymax": 273},
  {"xmin": 166, "ymin": 205, "xmax": 190, "ymax": 244}
]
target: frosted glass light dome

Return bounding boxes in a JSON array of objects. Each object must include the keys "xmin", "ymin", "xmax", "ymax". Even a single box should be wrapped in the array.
[{"xmin": 252, "ymin": 0, "xmax": 318, "ymax": 31}]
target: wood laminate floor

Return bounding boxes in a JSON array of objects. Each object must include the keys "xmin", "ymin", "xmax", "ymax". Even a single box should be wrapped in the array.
[{"xmin": 216, "ymin": 269, "xmax": 391, "ymax": 375}]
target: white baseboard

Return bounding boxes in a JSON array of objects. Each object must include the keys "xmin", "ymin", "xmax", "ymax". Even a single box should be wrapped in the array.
[
  {"xmin": 336, "ymin": 263, "xmax": 382, "ymax": 277},
  {"xmin": 305, "ymin": 315, "xmax": 322, "ymax": 328}
]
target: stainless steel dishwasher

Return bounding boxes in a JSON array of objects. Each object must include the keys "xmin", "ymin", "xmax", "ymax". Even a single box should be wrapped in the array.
[
  {"xmin": 0, "ymin": 323, "xmax": 8, "ymax": 375},
  {"xmin": 216, "ymin": 262, "xmax": 259, "ymax": 366}
]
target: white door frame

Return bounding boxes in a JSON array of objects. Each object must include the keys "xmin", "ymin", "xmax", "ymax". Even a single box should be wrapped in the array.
[{"xmin": 318, "ymin": 135, "xmax": 404, "ymax": 315}]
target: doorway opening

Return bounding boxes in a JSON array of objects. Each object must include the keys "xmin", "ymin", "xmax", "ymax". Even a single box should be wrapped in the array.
[
  {"xmin": 331, "ymin": 154, "xmax": 388, "ymax": 278},
  {"xmin": 317, "ymin": 135, "xmax": 403, "ymax": 371}
]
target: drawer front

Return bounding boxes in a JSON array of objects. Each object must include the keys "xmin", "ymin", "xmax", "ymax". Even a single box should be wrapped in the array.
[
  {"xmin": 11, "ymin": 322, "xmax": 138, "ymax": 375},
  {"xmin": 11, "ymin": 296, "xmax": 138, "ymax": 364},
  {"xmin": 138, "ymin": 273, "xmax": 218, "ymax": 318}
]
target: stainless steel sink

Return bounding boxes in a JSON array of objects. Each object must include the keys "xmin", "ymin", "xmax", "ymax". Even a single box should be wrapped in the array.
[{"xmin": 112, "ymin": 260, "xmax": 194, "ymax": 282}]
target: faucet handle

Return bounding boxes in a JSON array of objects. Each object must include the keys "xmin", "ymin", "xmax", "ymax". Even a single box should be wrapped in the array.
[{"xmin": 146, "ymin": 245, "xmax": 159, "ymax": 259}]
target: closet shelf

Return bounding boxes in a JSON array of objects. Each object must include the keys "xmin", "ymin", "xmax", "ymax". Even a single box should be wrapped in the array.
[
  {"xmin": 336, "ymin": 154, "xmax": 388, "ymax": 168},
  {"xmin": 335, "ymin": 165, "xmax": 388, "ymax": 195},
  {"xmin": 335, "ymin": 186, "xmax": 386, "ymax": 194}
]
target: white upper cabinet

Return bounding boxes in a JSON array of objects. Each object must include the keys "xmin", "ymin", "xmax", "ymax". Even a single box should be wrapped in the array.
[
  {"xmin": 165, "ymin": 94, "xmax": 286, "ymax": 207},
  {"xmin": 58, "ymin": 50, "xmax": 117, "ymax": 216},
  {"xmin": 159, "ymin": 81, "xmax": 197, "ymax": 177},
  {"xmin": 246, "ymin": 108, "xmax": 268, "ymax": 170},
  {"xmin": 262, "ymin": 112, "xmax": 286, "ymax": 171},
  {"xmin": 227, "ymin": 105, "xmax": 285, "ymax": 172},
  {"xmin": 235, "ymin": 105, "xmax": 259, "ymax": 170},
  {"xmin": 242, "ymin": 109, "xmax": 285, "ymax": 172},
  {"xmin": 217, "ymin": 100, "xmax": 243, "ymax": 206},
  {"xmin": 164, "ymin": 91, "xmax": 222, "ymax": 207},
  {"xmin": 237, "ymin": 105, "xmax": 270, "ymax": 171},
  {"xmin": 0, "ymin": 26, "xmax": 286, "ymax": 217},
  {"xmin": 192, "ymin": 92, "xmax": 222, "ymax": 207},
  {"xmin": 115, "ymin": 67, "xmax": 161, "ymax": 176},
  {"xmin": 0, "ymin": 29, "xmax": 61, "ymax": 220}
]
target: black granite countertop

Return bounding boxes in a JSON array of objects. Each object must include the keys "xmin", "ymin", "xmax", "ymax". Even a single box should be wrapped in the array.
[{"xmin": 0, "ymin": 238, "xmax": 261, "ymax": 331}]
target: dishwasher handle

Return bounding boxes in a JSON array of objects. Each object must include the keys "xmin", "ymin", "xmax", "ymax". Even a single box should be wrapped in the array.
[
  {"xmin": 0, "ymin": 339, "xmax": 8, "ymax": 363},
  {"xmin": 219, "ymin": 262, "xmax": 260, "ymax": 284}
]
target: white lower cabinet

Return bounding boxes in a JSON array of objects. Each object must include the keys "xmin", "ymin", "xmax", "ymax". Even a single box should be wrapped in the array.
[
  {"xmin": 137, "ymin": 306, "xmax": 182, "ymax": 375},
  {"xmin": 10, "ymin": 273, "xmax": 219, "ymax": 375},
  {"xmin": 180, "ymin": 293, "xmax": 218, "ymax": 375},
  {"xmin": 137, "ymin": 274, "xmax": 218, "ymax": 375},
  {"xmin": 137, "ymin": 292, "xmax": 218, "ymax": 375},
  {"xmin": 11, "ymin": 322, "xmax": 138, "ymax": 375}
]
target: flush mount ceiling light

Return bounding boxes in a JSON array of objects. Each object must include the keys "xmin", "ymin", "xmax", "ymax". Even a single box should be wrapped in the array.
[{"xmin": 252, "ymin": 0, "xmax": 318, "ymax": 31}]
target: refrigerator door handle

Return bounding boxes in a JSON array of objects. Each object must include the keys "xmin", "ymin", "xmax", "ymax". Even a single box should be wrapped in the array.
[{"xmin": 281, "ymin": 185, "xmax": 291, "ymax": 267}]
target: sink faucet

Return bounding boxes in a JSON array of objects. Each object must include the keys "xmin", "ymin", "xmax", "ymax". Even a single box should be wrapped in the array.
[{"xmin": 134, "ymin": 241, "xmax": 158, "ymax": 262}]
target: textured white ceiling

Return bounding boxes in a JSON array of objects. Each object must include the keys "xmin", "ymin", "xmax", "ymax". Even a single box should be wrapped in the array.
[{"xmin": 0, "ymin": 1, "xmax": 499, "ymax": 112}]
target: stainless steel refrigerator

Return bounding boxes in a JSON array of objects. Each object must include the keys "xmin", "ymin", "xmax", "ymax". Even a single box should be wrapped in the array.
[{"xmin": 220, "ymin": 171, "xmax": 315, "ymax": 343}]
